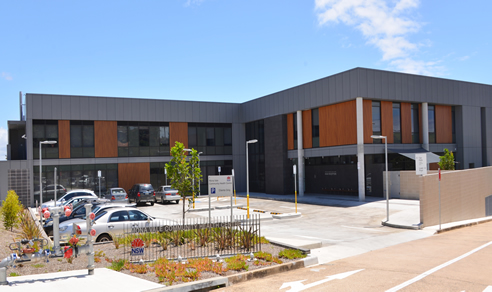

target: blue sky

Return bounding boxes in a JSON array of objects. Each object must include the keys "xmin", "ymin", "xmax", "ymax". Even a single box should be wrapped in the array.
[{"xmin": 1, "ymin": 0, "xmax": 491, "ymax": 160}]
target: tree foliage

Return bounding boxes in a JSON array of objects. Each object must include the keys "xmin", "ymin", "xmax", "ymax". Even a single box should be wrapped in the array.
[
  {"xmin": 438, "ymin": 148, "xmax": 455, "ymax": 170},
  {"xmin": 1, "ymin": 190, "xmax": 24, "ymax": 231},
  {"xmin": 165, "ymin": 142, "xmax": 202, "ymax": 220}
]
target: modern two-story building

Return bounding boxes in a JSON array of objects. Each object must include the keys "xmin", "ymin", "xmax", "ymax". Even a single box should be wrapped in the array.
[{"xmin": 1, "ymin": 67, "xmax": 491, "ymax": 207}]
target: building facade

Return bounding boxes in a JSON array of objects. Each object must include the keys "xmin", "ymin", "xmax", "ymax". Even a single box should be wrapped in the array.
[{"xmin": 1, "ymin": 67, "xmax": 491, "ymax": 206}]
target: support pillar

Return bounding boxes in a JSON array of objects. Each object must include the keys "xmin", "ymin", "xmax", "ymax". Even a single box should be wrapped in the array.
[
  {"xmin": 422, "ymin": 102, "xmax": 429, "ymax": 151},
  {"xmin": 356, "ymin": 97, "xmax": 365, "ymax": 201},
  {"xmin": 296, "ymin": 110, "xmax": 304, "ymax": 196}
]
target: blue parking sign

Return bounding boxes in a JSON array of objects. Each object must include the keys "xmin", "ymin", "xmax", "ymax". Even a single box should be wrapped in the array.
[{"xmin": 211, "ymin": 187, "xmax": 216, "ymax": 194}]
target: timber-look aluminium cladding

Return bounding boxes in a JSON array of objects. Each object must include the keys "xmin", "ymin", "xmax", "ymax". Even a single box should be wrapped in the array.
[
  {"xmin": 118, "ymin": 163, "xmax": 150, "ymax": 194},
  {"xmin": 58, "ymin": 120, "xmax": 70, "ymax": 159},
  {"xmin": 95, "ymin": 121, "xmax": 118, "ymax": 158},
  {"xmin": 381, "ymin": 101, "xmax": 394, "ymax": 143},
  {"xmin": 302, "ymin": 109, "xmax": 313, "ymax": 149}
]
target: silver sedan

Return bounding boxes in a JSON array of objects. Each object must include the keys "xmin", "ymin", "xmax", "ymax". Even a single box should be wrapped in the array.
[{"xmin": 155, "ymin": 185, "xmax": 181, "ymax": 204}]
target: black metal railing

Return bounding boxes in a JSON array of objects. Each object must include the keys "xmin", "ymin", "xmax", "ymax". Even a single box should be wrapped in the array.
[{"xmin": 119, "ymin": 214, "xmax": 261, "ymax": 262}]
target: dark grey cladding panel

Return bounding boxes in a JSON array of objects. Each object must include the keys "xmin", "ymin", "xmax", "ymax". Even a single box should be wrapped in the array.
[
  {"xmin": 131, "ymin": 99, "xmax": 140, "ymax": 121},
  {"xmin": 70, "ymin": 96, "xmax": 80, "ymax": 120},
  {"xmin": 51, "ymin": 95, "xmax": 62, "ymax": 120},
  {"xmin": 293, "ymin": 86, "xmax": 301, "ymax": 111},
  {"xmin": 79, "ymin": 97, "xmax": 90, "ymax": 120},
  {"xmin": 394, "ymin": 73, "xmax": 402, "ymax": 100},
  {"xmin": 106, "ymin": 98, "xmax": 116, "ymax": 120},
  {"xmin": 89, "ymin": 97, "xmax": 98, "ymax": 121},
  {"xmin": 97, "ymin": 97, "xmax": 106, "ymax": 120},
  {"xmin": 42, "ymin": 95, "xmax": 52, "ymax": 118},
  {"xmin": 123, "ymin": 98, "xmax": 132, "ymax": 120},
  {"xmin": 31, "ymin": 95, "xmax": 43, "ymax": 119},
  {"xmin": 61, "ymin": 95, "xmax": 70, "ymax": 120}
]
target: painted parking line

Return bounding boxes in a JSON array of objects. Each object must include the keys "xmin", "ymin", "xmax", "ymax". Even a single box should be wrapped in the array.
[
  {"xmin": 342, "ymin": 225, "xmax": 390, "ymax": 232},
  {"xmin": 296, "ymin": 235, "xmax": 342, "ymax": 242},
  {"xmin": 280, "ymin": 269, "xmax": 363, "ymax": 292},
  {"xmin": 386, "ymin": 241, "xmax": 492, "ymax": 292}
]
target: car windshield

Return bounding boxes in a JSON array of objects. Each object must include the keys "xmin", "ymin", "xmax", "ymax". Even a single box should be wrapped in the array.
[
  {"xmin": 164, "ymin": 187, "xmax": 176, "ymax": 191},
  {"xmin": 140, "ymin": 185, "xmax": 153, "ymax": 191}
]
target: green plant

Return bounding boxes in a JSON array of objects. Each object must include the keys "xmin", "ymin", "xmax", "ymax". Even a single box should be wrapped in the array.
[
  {"xmin": 439, "ymin": 148, "xmax": 455, "ymax": 170},
  {"xmin": 194, "ymin": 228, "xmax": 211, "ymax": 247},
  {"xmin": 239, "ymin": 226, "xmax": 258, "ymax": 250},
  {"xmin": 1, "ymin": 190, "xmax": 24, "ymax": 231},
  {"xmin": 125, "ymin": 262, "xmax": 149, "ymax": 274},
  {"xmin": 32, "ymin": 263, "xmax": 45, "ymax": 268},
  {"xmin": 278, "ymin": 249, "xmax": 307, "ymax": 259},
  {"xmin": 170, "ymin": 231, "xmax": 185, "ymax": 246},
  {"xmin": 212, "ymin": 228, "xmax": 229, "ymax": 250},
  {"xmin": 225, "ymin": 254, "xmax": 248, "ymax": 271},
  {"xmin": 18, "ymin": 209, "xmax": 41, "ymax": 239},
  {"xmin": 9, "ymin": 272, "xmax": 20, "ymax": 277},
  {"xmin": 108, "ymin": 259, "xmax": 127, "ymax": 271}
]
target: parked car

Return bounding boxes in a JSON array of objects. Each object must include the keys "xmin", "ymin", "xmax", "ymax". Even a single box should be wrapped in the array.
[
  {"xmin": 34, "ymin": 184, "xmax": 67, "ymax": 202},
  {"xmin": 127, "ymin": 184, "xmax": 156, "ymax": 206},
  {"xmin": 59, "ymin": 207, "xmax": 173, "ymax": 243},
  {"xmin": 155, "ymin": 185, "xmax": 180, "ymax": 204},
  {"xmin": 41, "ymin": 189, "xmax": 97, "ymax": 208},
  {"xmin": 104, "ymin": 188, "xmax": 129, "ymax": 203}
]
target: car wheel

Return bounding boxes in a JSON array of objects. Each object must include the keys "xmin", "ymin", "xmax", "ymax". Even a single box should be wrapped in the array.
[
  {"xmin": 150, "ymin": 201, "xmax": 154, "ymax": 206},
  {"xmin": 175, "ymin": 200, "xmax": 179, "ymax": 204},
  {"xmin": 97, "ymin": 234, "xmax": 112, "ymax": 243}
]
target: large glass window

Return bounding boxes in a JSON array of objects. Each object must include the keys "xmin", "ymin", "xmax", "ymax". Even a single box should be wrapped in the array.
[
  {"xmin": 33, "ymin": 120, "xmax": 59, "ymax": 159},
  {"xmin": 246, "ymin": 120, "xmax": 265, "ymax": 193},
  {"xmin": 118, "ymin": 122, "xmax": 169, "ymax": 157},
  {"xmin": 393, "ymin": 103, "xmax": 401, "ymax": 144},
  {"xmin": 372, "ymin": 101, "xmax": 381, "ymax": 144},
  {"xmin": 411, "ymin": 104, "xmax": 420, "ymax": 143},
  {"xmin": 70, "ymin": 121, "xmax": 94, "ymax": 158},
  {"xmin": 312, "ymin": 108, "xmax": 319, "ymax": 148},
  {"xmin": 187, "ymin": 123, "xmax": 232, "ymax": 155},
  {"xmin": 428, "ymin": 105, "xmax": 436, "ymax": 143}
]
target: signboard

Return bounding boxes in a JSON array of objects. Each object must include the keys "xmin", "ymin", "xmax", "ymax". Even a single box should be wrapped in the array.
[
  {"xmin": 131, "ymin": 238, "xmax": 145, "ymax": 256},
  {"xmin": 415, "ymin": 153, "xmax": 427, "ymax": 175},
  {"xmin": 208, "ymin": 175, "xmax": 233, "ymax": 197}
]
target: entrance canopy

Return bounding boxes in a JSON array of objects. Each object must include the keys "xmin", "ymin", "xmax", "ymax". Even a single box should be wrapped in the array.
[{"xmin": 388, "ymin": 148, "xmax": 441, "ymax": 163}]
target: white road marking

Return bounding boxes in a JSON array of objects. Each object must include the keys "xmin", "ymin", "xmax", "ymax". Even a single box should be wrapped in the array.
[
  {"xmin": 342, "ymin": 225, "xmax": 389, "ymax": 232},
  {"xmin": 386, "ymin": 241, "xmax": 492, "ymax": 292},
  {"xmin": 295, "ymin": 235, "xmax": 342, "ymax": 242},
  {"xmin": 279, "ymin": 269, "xmax": 363, "ymax": 291},
  {"xmin": 310, "ymin": 268, "xmax": 325, "ymax": 272},
  {"xmin": 483, "ymin": 286, "xmax": 492, "ymax": 292}
]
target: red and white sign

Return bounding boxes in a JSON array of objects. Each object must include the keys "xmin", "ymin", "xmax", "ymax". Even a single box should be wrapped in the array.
[
  {"xmin": 439, "ymin": 169, "xmax": 441, "ymax": 181},
  {"xmin": 89, "ymin": 212, "xmax": 95, "ymax": 220},
  {"xmin": 131, "ymin": 238, "xmax": 144, "ymax": 248},
  {"xmin": 65, "ymin": 209, "xmax": 72, "ymax": 217},
  {"xmin": 43, "ymin": 211, "xmax": 50, "ymax": 219},
  {"xmin": 90, "ymin": 229, "xmax": 96, "ymax": 237}
]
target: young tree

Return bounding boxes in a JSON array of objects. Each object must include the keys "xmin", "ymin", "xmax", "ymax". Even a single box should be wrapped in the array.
[
  {"xmin": 438, "ymin": 148, "xmax": 455, "ymax": 170},
  {"xmin": 165, "ymin": 142, "xmax": 202, "ymax": 221},
  {"xmin": 1, "ymin": 190, "xmax": 24, "ymax": 231}
]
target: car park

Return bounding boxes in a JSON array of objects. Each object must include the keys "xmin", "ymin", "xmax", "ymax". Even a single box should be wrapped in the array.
[
  {"xmin": 59, "ymin": 207, "xmax": 173, "ymax": 243},
  {"xmin": 34, "ymin": 184, "xmax": 67, "ymax": 202},
  {"xmin": 155, "ymin": 185, "xmax": 180, "ymax": 204},
  {"xmin": 127, "ymin": 184, "xmax": 156, "ymax": 206},
  {"xmin": 104, "ymin": 188, "xmax": 129, "ymax": 203},
  {"xmin": 41, "ymin": 189, "xmax": 97, "ymax": 208}
]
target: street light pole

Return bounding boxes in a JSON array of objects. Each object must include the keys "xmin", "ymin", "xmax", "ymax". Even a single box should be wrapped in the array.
[
  {"xmin": 39, "ymin": 140, "xmax": 57, "ymax": 208},
  {"xmin": 371, "ymin": 135, "xmax": 389, "ymax": 222},
  {"xmin": 246, "ymin": 139, "xmax": 258, "ymax": 219}
]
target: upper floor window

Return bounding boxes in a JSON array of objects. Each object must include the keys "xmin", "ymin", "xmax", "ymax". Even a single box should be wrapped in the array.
[
  {"xmin": 33, "ymin": 120, "xmax": 58, "ymax": 159},
  {"xmin": 117, "ymin": 122, "xmax": 169, "ymax": 157},
  {"xmin": 188, "ymin": 123, "xmax": 232, "ymax": 155},
  {"xmin": 428, "ymin": 105, "xmax": 436, "ymax": 143},
  {"xmin": 372, "ymin": 101, "xmax": 381, "ymax": 143},
  {"xmin": 312, "ymin": 108, "xmax": 319, "ymax": 148},
  {"xmin": 393, "ymin": 103, "xmax": 401, "ymax": 144},
  {"xmin": 411, "ymin": 104, "xmax": 420, "ymax": 144},
  {"xmin": 70, "ymin": 121, "xmax": 94, "ymax": 158}
]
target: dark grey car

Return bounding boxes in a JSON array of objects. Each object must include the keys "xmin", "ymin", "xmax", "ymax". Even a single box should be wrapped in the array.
[{"xmin": 128, "ymin": 184, "xmax": 156, "ymax": 206}]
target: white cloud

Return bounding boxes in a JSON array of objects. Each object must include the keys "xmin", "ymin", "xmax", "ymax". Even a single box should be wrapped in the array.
[
  {"xmin": 184, "ymin": 0, "xmax": 204, "ymax": 7},
  {"xmin": 0, "ymin": 127, "xmax": 7, "ymax": 160},
  {"xmin": 1, "ymin": 72, "xmax": 13, "ymax": 81},
  {"xmin": 315, "ymin": 0, "xmax": 440, "ymax": 76}
]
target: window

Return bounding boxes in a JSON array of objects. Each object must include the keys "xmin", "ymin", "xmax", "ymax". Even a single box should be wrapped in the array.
[
  {"xmin": 33, "ymin": 120, "xmax": 59, "ymax": 159},
  {"xmin": 312, "ymin": 108, "xmax": 319, "ymax": 148},
  {"xmin": 70, "ymin": 121, "xmax": 94, "ymax": 158},
  {"xmin": 187, "ymin": 123, "xmax": 232, "ymax": 155},
  {"xmin": 109, "ymin": 211, "xmax": 129, "ymax": 222},
  {"xmin": 129, "ymin": 210, "xmax": 148, "ymax": 221},
  {"xmin": 118, "ymin": 122, "xmax": 169, "ymax": 157},
  {"xmin": 293, "ymin": 113, "xmax": 298, "ymax": 149},
  {"xmin": 372, "ymin": 101, "xmax": 382, "ymax": 144},
  {"xmin": 393, "ymin": 103, "xmax": 401, "ymax": 144},
  {"xmin": 411, "ymin": 104, "xmax": 420, "ymax": 143},
  {"xmin": 428, "ymin": 105, "xmax": 436, "ymax": 143}
]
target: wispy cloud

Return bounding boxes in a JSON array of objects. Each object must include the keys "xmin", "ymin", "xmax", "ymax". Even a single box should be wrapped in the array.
[
  {"xmin": 315, "ymin": 0, "xmax": 440, "ymax": 76},
  {"xmin": 1, "ymin": 72, "xmax": 13, "ymax": 81},
  {"xmin": 0, "ymin": 127, "xmax": 7, "ymax": 160},
  {"xmin": 184, "ymin": 0, "xmax": 204, "ymax": 7}
]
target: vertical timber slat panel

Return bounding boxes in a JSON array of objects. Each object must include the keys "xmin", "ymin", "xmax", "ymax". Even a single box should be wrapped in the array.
[
  {"xmin": 319, "ymin": 100, "xmax": 357, "ymax": 147},
  {"xmin": 94, "ymin": 121, "xmax": 118, "ymax": 157},
  {"xmin": 287, "ymin": 114, "xmax": 294, "ymax": 150},
  {"xmin": 303, "ymin": 110, "xmax": 312, "ymax": 149},
  {"xmin": 401, "ymin": 102, "xmax": 412, "ymax": 143},
  {"xmin": 381, "ymin": 101, "xmax": 394, "ymax": 143},
  {"xmin": 363, "ymin": 100, "xmax": 373, "ymax": 144},
  {"xmin": 170, "ymin": 122, "xmax": 188, "ymax": 148},
  {"xmin": 436, "ymin": 105, "xmax": 453, "ymax": 143},
  {"xmin": 58, "ymin": 120, "xmax": 70, "ymax": 158},
  {"xmin": 118, "ymin": 163, "xmax": 151, "ymax": 195},
  {"xmin": 419, "ymin": 104, "xmax": 423, "ymax": 144}
]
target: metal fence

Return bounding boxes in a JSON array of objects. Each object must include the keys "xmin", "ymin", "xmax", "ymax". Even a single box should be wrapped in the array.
[{"xmin": 119, "ymin": 214, "xmax": 261, "ymax": 262}]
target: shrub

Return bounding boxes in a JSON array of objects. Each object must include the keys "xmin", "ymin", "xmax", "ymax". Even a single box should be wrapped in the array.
[
  {"xmin": 18, "ymin": 209, "xmax": 41, "ymax": 239},
  {"xmin": 1, "ymin": 190, "xmax": 24, "ymax": 231},
  {"xmin": 225, "ymin": 254, "xmax": 248, "ymax": 271},
  {"xmin": 108, "ymin": 259, "xmax": 127, "ymax": 271},
  {"xmin": 278, "ymin": 249, "xmax": 307, "ymax": 259}
]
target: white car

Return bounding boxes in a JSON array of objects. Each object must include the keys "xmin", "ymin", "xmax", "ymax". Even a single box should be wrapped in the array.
[
  {"xmin": 59, "ymin": 207, "xmax": 171, "ymax": 243},
  {"xmin": 155, "ymin": 185, "xmax": 181, "ymax": 204},
  {"xmin": 41, "ymin": 189, "xmax": 97, "ymax": 208}
]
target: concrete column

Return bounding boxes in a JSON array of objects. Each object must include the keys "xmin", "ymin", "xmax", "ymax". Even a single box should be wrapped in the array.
[
  {"xmin": 296, "ymin": 110, "xmax": 304, "ymax": 196},
  {"xmin": 422, "ymin": 102, "xmax": 429, "ymax": 151},
  {"xmin": 356, "ymin": 97, "xmax": 365, "ymax": 201}
]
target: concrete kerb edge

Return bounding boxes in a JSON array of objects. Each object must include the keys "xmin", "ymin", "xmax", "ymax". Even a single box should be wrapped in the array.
[
  {"xmin": 434, "ymin": 217, "xmax": 492, "ymax": 234},
  {"xmin": 266, "ymin": 239, "xmax": 312, "ymax": 254},
  {"xmin": 144, "ymin": 257, "xmax": 318, "ymax": 291},
  {"xmin": 381, "ymin": 220, "xmax": 422, "ymax": 230},
  {"xmin": 187, "ymin": 207, "xmax": 215, "ymax": 213},
  {"xmin": 216, "ymin": 204, "xmax": 245, "ymax": 210}
]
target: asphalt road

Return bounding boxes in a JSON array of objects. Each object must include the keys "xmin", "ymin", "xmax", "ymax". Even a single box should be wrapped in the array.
[{"xmin": 215, "ymin": 221, "xmax": 492, "ymax": 292}]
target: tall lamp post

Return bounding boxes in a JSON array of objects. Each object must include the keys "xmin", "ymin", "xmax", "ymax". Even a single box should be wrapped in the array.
[
  {"xmin": 246, "ymin": 139, "xmax": 258, "ymax": 219},
  {"xmin": 371, "ymin": 135, "xmax": 389, "ymax": 222},
  {"xmin": 39, "ymin": 140, "xmax": 57, "ymax": 207}
]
